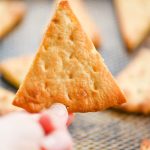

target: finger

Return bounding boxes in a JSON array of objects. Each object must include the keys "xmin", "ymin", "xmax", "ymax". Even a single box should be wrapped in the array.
[
  {"xmin": 66, "ymin": 113, "xmax": 74, "ymax": 127},
  {"xmin": 40, "ymin": 129, "xmax": 73, "ymax": 150},
  {"xmin": 39, "ymin": 103, "xmax": 68, "ymax": 134}
]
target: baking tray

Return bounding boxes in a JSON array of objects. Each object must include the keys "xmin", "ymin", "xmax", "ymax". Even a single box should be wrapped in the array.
[{"xmin": 0, "ymin": 0, "xmax": 150, "ymax": 149}]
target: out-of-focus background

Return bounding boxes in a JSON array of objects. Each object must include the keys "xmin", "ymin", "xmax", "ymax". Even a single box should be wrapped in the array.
[{"xmin": 0, "ymin": 0, "xmax": 150, "ymax": 149}]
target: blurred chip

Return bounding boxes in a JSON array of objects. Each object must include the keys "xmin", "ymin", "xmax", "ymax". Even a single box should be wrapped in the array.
[
  {"xmin": 114, "ymin": 0, "xmax": 150, "ymax": 51},
  {"xmin": 0, "ymin": 56, "xmax": 33, "ymax": 88},
  {"xmin": 0, "ymin": 1, "xmax": 26, "ymax": 38},
  {"xmin": 117, "ymin": 48, "xmax": 150, "ymax": 114}
]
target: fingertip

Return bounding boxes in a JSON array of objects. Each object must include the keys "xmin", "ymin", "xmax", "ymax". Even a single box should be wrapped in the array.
[
  {"xmin": 51, "ymin": 103, "xmax": 67, "ymax": 110},
  {"xmin": 39, "ymin": 103, "xmax": 69, "ymax": 135},
  {"xmin": 47, "ymin": 103, "xmax": 68, "ymax": 126}
]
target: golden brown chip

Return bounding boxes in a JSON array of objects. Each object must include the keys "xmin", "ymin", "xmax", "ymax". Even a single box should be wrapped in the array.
[
  {"xmin": 0, "ymin": 1, "xmax": 26, "ymax": 38},
  {"xmin": 117, "ymin": 49, "xmax": 150, "ymax": 114},
  {"xmin": 114, "ymin": 0, "xmax": 150, "ymax": 51},
  {"xmin": 0, "ymin": 56, "xmax": 33, "ymax": 88},
  {"xmin": 13, "ymin": 0, "xmax": 126, "ymax": 113}
]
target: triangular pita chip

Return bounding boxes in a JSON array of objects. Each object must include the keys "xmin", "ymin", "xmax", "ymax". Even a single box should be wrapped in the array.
[
  {"xmin": 117, "ymin": 49, "xmax": 150, "ymax": 114},
  {"xmin": 0, "ymin": 1, "xmax": 26, "ymax": 38},
  {"xmin": 56, "ymin": 0, "xmax": 101, "ymax": 48},
  {"xmin": 13, "ymin": 0, "xmax": 126, "ymax": 113},
  {"xmin": 0, "ymin": 56, "xmax": 33, "ymax": 88},
  {"xmin": 0, "ymin": 87, "xmax": 21, "ymax": 115},
  {"xmin": 114, "ymin": 0, "xmax": 150, "ymax": 51}
]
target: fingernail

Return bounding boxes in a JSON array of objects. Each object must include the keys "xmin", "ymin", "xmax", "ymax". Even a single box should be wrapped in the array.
[
  {"xmin": 39, "ymin": 115, "xmax": 54, "ymax": 135},
  {"xmin": 50, "ymin": 103, "xmax": 68, "ymax": 118}
]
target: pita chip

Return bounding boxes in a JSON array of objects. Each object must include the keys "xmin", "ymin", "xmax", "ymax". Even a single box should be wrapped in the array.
[
  {"xmin": 13, "ymin": 0, "xmax": 126, "ymax": 113},
  {"xmin": 0, "ymin": 56, "xmax": 33, "ymax": 88},
  {"xmin": 117, "ymin": 49, "xmax": 150, "ymax": 114},
  {"xmin": 0, "ymin": 1, "xmax": 26, "ymax": 39},
  {"xmin": 114, "ymin": 0, "xmax": 150, "ymax": 51}
]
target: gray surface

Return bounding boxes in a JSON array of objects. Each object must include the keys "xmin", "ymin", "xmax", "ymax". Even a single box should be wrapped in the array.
[{"xmin": 0, "ymin": 0, "xmax": 150, "ymax": 149}]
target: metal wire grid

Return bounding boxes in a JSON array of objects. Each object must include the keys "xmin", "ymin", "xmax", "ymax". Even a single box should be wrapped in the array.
[{"xmin": 69, "ymin": 111, "xmax": 150, "ymax": 150}]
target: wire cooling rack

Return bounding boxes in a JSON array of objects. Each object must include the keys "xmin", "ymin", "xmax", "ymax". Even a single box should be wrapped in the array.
[{"xmin": 69, "ymin": 110, "xmax": 150, "ymax": 149}]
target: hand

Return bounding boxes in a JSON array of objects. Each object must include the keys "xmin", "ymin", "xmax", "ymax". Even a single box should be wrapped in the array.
[{"xmin": 0, "ymin": 103, "xmax": 73, "ymax": 150}]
